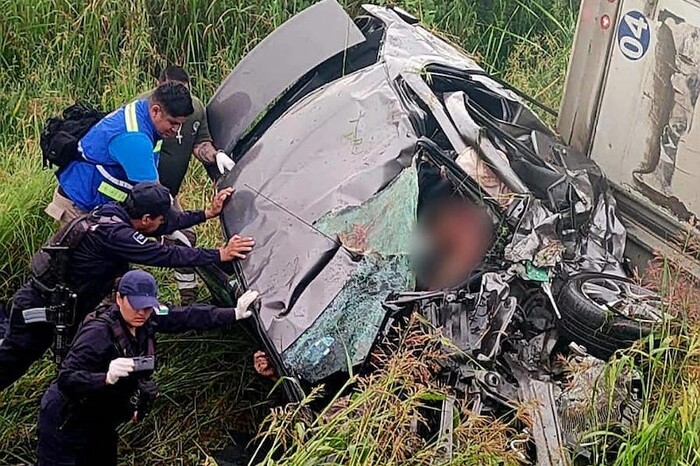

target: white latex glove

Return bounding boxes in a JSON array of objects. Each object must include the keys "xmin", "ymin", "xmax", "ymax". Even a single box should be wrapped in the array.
[
  {"xmin": 235, "ymin": 290, "xmax": 259, "ymax": 320},
  {"xmin": 216, "ymin": 151, "xmax": 236, "ymax": 174},
  {"xmin": 106, "ymin": 357, "xmax": 135, "ymax": 385}
]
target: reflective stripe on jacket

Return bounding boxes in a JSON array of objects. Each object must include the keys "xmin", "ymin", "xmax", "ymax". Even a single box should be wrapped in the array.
[{"xmin": 58, "ymin": 100, "xmax": 161, "ymax": 210}]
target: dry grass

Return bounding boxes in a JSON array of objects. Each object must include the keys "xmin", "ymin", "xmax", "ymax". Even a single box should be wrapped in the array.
[
  {"xmin": 252, "ymin": 316, "xmax": 524, "ymax": 466},
  {"xmin": 5, "ymin": 1, "xmax": 698, "ymax": 465}
]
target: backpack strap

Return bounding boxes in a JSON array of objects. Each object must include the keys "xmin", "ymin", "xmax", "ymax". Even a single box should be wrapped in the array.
[
  {"xmin": 30, "ymin": 214, "xmax": 95, "ymax": 290},
  {"xmin": 88, "ymin": 306, "xmax": 155, "ymax": 358}
]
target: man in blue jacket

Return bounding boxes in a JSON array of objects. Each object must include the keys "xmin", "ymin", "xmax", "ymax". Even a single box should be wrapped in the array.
[
  {"xmin": 45, "ymin": 82, "xmax": 194, "ymax": 225},
  {"xmin": 35, "ymin": 269, "xmax": 260, "ymax": 466},
  {"xmin": 142, "ymin": 65, "xmax": 237, "ymax": 304},
  {"xmin": 0, "ymin": 182, "xmax": 255, "ymax": 391}
]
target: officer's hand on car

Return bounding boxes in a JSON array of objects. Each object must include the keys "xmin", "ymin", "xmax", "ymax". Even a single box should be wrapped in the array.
[
  {"xmin": 106, "ymin": 357, "xmax": 135, "ymax": 385},
  {"xmin": 235, "ymin": 289, "xmax": 259, "ymax": 320},
  {"xmin": 219, "ymin": 234, "xmax": 255, "ymax": 261},
  {"xmin": 205, "ymin": 187, "xmax": 235, "ymax": 219}
]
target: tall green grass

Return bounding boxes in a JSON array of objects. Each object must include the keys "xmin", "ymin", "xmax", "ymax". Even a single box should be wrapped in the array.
[
  {"xmin": 246, "ymin": 267, "xmax": 700, "ymax": 466},
  {"xmin": 252, "ymin": 316, "xmax": 526, "ymax": 466},
  {"xmin": 604, "ymin": 258, "xmax": 700, "ymax": 466},
  {"xmin": 6, "ymin": 1, "xmax": 697, "ymax": 466},
  {"xmin": 0, "ymin": 0, "xmax": 578, "ymax": 296}
]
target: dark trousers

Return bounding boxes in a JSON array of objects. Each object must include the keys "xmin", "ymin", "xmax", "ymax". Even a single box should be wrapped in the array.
[
  {"xmin": 0, "ymin": 286, "xmax": 54, "ymax": 391},
  {"xmin": 37, "ymin": 388, "xmax": 118, "ymax": 466}
]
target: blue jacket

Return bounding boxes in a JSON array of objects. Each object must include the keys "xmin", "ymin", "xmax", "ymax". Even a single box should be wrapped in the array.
[{"xmin": 58, "ymin": 99, "xmax": 162, "ymax": 211}]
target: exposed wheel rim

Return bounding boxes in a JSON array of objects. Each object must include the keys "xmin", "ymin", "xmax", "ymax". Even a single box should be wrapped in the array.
[{"xmin": 580, "ymin": 277, "xmax": 664, "ymax": 323}]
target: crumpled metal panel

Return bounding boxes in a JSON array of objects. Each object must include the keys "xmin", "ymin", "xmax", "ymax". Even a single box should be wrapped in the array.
[
  {"xmin": 478, "ymin": 271, "xmax": 511, "ymax": 300},
  {"xmin": 504, "ymin": 193, "xmax": 626, "ymax": 274},
  {"xmin": 280, "ymin": 164, "xmax": 417, "ymax": 381},
  {"xmin": 444, "ymin": 91, "xmax": 526, "ymax": 197},
  {"xmin": 364, "ymin": 5, "xmax": 525, "ymax": 104},
  {"xmin": 359, "ymin": 6, "xmax": 629, "ymax": 277},
  {"xmin": 504, "ymin": 200, "xmax": 560, "ymax": 264},
  {"xmin": 363, "ymin": 5, "xmax": 479, "ymax": 80},
  {"xmin": 211, "ymin": 2, "xmax": 634, "ymax": 389},
  {"xmin": 399, "ymin": 71, "xmax": 529, "ymax": 201},
  {"xmin": 207, "ymin": 0, "xmax": 365, "ymax": 152},
  {"xmin": 400, "ymin": 71, "xmax": 474, "ymax": 159},
  {"xmin": 219, "ymin": 63, "xmax": 416, "ymax": 354},
  {"xmin": 578, "ymin": 192, "xmax": 627, "ymax": 275}
]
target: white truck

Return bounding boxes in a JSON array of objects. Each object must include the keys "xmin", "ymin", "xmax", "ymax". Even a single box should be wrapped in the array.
[{"xmin": 559, "ymin": 0, "xmax": 700, "ymax": 276}]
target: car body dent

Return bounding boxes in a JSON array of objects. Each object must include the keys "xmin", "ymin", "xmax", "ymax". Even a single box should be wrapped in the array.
[
  {"xmin": 212, "ymin": 1, "xmax": 628, "ymax": 388},
  {"xmin": 217, "ymin": 63, "xmax": 416, "ymax": 362},
  {"xmin": 362, "ymin": 4, "xmax": 481, "ymax": 78},
  {"xmin": 206, "ymin": 0, "xmax": 365, "ymax": 153}
]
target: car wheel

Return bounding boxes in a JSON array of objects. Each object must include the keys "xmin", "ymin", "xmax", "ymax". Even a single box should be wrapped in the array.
[{"xmin": 557, "ymin": 273, "xmax": 664, "ymax": 360}]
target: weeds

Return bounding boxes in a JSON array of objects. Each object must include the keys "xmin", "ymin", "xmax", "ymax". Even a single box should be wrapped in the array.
[
  {"xmin": 249, "ymin": 256, "xmax": 700, "ymax": 466},
  {"xmin": 2, "ymin": 0, "xmax": 698, "ymax": 465},
  {"xmin": 253, "ymin": 316, "xmax": 523, "ymax": 466},
  {"xmin": 599, "ymin": 257, "xmax": 700, "ymax": 466}
]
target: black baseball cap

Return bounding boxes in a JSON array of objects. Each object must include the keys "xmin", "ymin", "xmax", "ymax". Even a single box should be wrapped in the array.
[
  {"xmin": 127, "ymin": 182, "xmax": 173, "ymax": 217},
  {"xmin": 118, "ymin": 270, "xmax": 160, "ymax": 310}
]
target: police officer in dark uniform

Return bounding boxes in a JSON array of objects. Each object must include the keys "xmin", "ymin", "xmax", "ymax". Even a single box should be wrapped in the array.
[
  {"xmin": 36, "ymin": 269, "xmax": 260, "ymax": 466},
  {"xmin": 0, "ymin": 182, "xmax": 255, "ymax": 391}
]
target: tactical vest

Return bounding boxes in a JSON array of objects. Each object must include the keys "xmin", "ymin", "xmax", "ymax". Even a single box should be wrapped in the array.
[
  {"xmin": 84, "ymin": 305, "xmax": 156, "ymax": 362},
  {"xmin": 30, "ymin": 212, "xmax": 121, "ymax": 293}
]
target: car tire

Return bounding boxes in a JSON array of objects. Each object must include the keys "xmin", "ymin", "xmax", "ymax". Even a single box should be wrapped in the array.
[{"xmin": 557, "ymin": 273, "xmax": 663, "ymax": 360}]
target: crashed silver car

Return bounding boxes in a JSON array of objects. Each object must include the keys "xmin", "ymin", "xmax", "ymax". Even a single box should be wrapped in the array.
[{"xmin": 199, "ymin": 1, "xmax": 665, "ymax": 463}]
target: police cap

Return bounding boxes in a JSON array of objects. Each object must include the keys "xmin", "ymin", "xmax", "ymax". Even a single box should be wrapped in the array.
[{"xmin": 127, "ymin": 182, "xmax": 172, "ymax": 218}]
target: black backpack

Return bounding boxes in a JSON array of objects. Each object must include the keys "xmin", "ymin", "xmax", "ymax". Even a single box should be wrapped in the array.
[{"xmin": 40, "ymin": 103, "xmax": 107, "ymax": 172}]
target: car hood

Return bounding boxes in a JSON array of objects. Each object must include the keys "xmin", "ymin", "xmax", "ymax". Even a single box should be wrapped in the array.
[{"xmin": 217, "ymin": 57, "xmax": 419, "ymax": 379}]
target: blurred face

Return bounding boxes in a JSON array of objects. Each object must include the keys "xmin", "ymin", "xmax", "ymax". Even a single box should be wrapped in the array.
[
  {"xmin": 149, "ymin": 104, "xmax": 187, "ymax": 138},
  {"xmin": 117, "ymin": 293, "xmax": 154, "ymax": 329},
  {"xmin": 423, "ymin": 199, "xmax": 493, "ymax": 289},
  {"xmin": 133, "ymin": 214, "xmax": 166, "ymax": 234}
]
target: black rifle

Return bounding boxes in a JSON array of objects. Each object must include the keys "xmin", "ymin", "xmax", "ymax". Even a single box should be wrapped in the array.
[
  {"xmin": 42, "ymin": 245, "xmax": 78, "ymax": 364},
  {"xmin": 130, "ymin": 379, "xmax": 159, "ymax": 423}
]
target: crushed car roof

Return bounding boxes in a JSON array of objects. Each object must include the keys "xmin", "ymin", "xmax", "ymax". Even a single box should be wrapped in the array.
[{"xmin": 210, "ymin": 2, "xmax": 626, "ymax": 383}]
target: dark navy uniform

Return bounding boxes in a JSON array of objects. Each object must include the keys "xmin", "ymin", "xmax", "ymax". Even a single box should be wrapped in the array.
[
  {"xmin": 36, "ymin": 303, "xmax": 239, "ymax": 466},
  {"xmin": 0, "ymin": 203, "xmax": 222, "ymax": 390}
]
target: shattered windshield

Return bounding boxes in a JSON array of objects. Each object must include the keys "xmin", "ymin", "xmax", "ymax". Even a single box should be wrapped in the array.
[
  {"xmin": 282, "ymin": 166, "xmax": 418, "ymax": 381},
  {"xmin": 218, "ymin": 64, "xmax": 417, "ymax": 383}
]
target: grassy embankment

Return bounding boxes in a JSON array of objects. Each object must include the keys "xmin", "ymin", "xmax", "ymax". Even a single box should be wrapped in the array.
[{"xmin": 1, "ymin": 1, "xmax": 698, "ymax": 465}]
